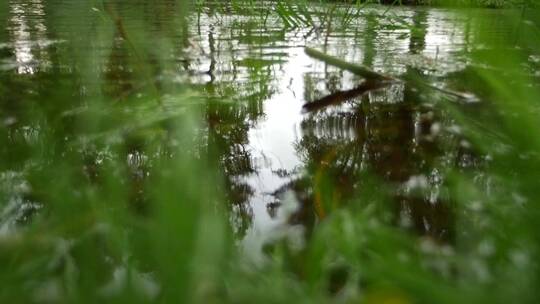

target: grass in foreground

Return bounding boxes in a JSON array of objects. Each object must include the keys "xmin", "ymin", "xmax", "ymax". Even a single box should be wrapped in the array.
[{"xmin": 0, "ymin": 1, "xmax": 539, "ymax": 303}]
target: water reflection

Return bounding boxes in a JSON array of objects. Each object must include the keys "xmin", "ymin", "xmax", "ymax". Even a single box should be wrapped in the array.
[
  {"xmin": 0, "ymin": 2, "xmax": 516, "ymax": 246},
  {"xmin": 5, "ymin": 0, "xmax": 52, "ymax": 74},
  {"xmin": 181, "ymin": 5, "xmax": 484, "ymax": 246}
]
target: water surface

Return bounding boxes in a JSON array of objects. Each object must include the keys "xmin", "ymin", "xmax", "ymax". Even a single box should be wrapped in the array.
[{"xmin": 1, "ymin": 1, "xmax": 536, "ymax": 250}]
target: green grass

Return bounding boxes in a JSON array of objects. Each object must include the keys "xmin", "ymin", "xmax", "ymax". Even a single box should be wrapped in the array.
[{"xmin": 1, "ymin": 0, "xmax": 540, "ymax": 303}]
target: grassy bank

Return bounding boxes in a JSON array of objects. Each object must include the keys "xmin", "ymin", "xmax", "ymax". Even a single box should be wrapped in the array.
[{"xmin": 1, "ymin": 0, "xmax": 540, "ymax": 303}]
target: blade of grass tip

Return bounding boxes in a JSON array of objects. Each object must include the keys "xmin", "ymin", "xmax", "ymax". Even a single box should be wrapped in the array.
[
  {"xmin": 276, "ymin": 2, "xmax": 295, "ymax": 28},
  {"xmin": 103, "ymin": 3, "xmax": 163, "ymax": 105},
  {"xmin": 290, "ymin": 0, "xmax": 312, "ymax": 28},
  {"xmin": 382, "ymin": 0, "xmax": 401, "ymax": 17},
  {"xmin": 304, "ymin": 47, "xmax": 393, "ymax": 81},
  {"xmin": 297, "ymin": 0, "xmax": 314, "ymax": 26}
]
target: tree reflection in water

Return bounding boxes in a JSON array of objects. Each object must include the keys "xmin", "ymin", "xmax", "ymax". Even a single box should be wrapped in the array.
[
  {"xmin": 0, "ymin": 1, "xmax": 488, "ymax": 244},
  {"xmin": 174, "ymin": 5, "xmax": 483, "ymax": 243}
]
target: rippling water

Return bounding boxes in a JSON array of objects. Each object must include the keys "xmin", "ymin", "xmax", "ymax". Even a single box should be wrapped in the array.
[{"xmin": 0, "ymin": 1, "xmax": 536, "ymax": 247}]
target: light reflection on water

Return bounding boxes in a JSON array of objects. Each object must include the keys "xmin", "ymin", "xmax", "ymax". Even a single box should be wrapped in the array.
[
  {"xmin": 0, "ymin": 2, "xmax": 528, "ymax": 247},
  {"xmin": 184, "ymin": 6, "xmax": 479, "ymax": 243},
  {"xmin": 242, "ymin": 46, "xmax": 307, "ymax": 247},
  {"xmin": 5, "ymin": 0, "xmax": 54, "ymax": 74}
]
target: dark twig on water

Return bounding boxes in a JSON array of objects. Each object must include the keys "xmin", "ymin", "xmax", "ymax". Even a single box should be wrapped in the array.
[
  {"xmin": 302, "ymin": 80, "xmax": 391, "ymax": 113},
  {"xmin": 304, "ymin": 47, "xmax": 478, "ymax": 103}
]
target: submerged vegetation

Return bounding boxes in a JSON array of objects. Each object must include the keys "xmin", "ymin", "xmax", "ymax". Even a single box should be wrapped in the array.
[{"xmin": 1, "ymin": 0, "xmax": 540, "ymax": 303}]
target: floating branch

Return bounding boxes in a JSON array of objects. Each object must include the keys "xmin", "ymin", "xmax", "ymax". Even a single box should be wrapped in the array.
[
  {"xmin": 305, "ymin": 47, "xmax": 478, "ymax": 103},
  {"xmin": 305, "ymin": 47, "xmax": 394, "ymax": 81},
  {"xmin": 302, "ymin": 80, "xmax": 390, "ymax": 113}
]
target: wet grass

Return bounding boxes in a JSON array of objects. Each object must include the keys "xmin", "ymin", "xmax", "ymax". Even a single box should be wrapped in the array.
[{"xmin": 1, "ymin": 0, "xmax": 540, "ymax": 303}]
